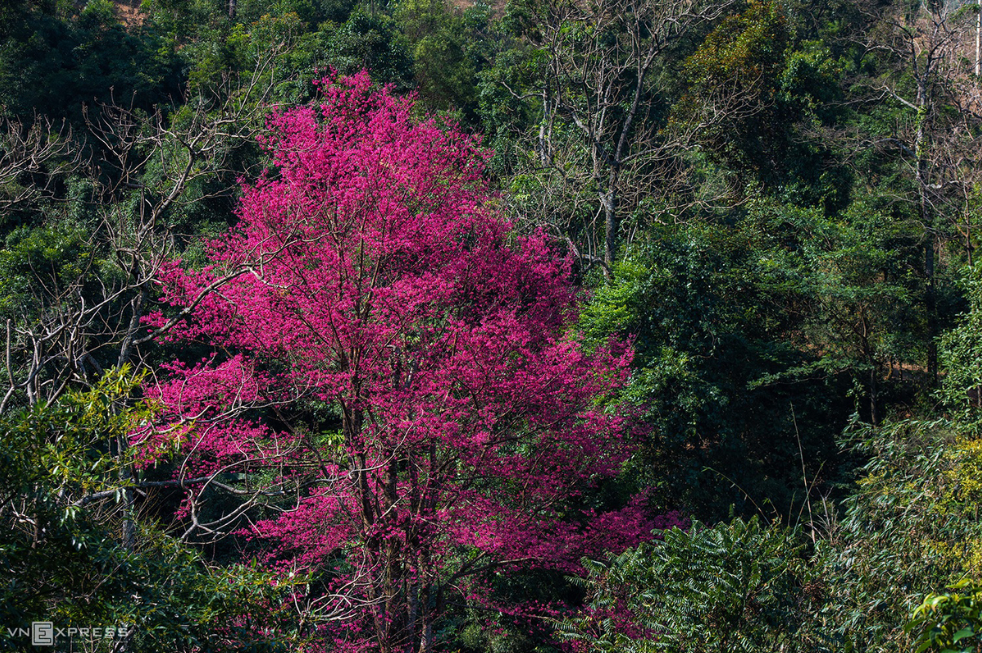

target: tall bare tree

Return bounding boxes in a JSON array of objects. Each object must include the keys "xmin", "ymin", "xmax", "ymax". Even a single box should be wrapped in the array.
[
  {"xmin": 0, "ymin": 54, "xmax": 283, "ymax": 414},
  {"xmin": 0, "ymin": 54, "xmax": 289, "ymax": 588},
  {"xmin": 858, "ymin": 0, "xmax": 982, "ymax": 382},
  {"xmin": 503, "ymin": 0, "xmax": 734, "ymax": 273}
]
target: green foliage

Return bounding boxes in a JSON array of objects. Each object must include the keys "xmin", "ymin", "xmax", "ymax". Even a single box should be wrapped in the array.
[
  {"xmin": 941, "ymin": 267, "xmax": 982, "ymax": 430},
  {"xmin": 560, "ymin": 517, "xmax": 813, "ymax": 652},
  {"xmin": 803, "ymin": 265, "xmax": 982, "ymax": 652},
  {"xmin": 326, "ymin": 7, "xmax": 414, "ymax": 90},
  {"xmin": 681, "ymin": 0, "xmax": 791, "ymax": 129},
  {"xmin": 0, "ymin": 367, "xmax": 148, "ymax": 501},
  {"xmin": 810, "ymin": 419, "xmax": 982, "ymax": 652},
  {"xmin": 580, "ymin": 220, "xmax": 847, "ymax": 520},
  {"xmin": 0, "ymin": 225, "xmax": 95, "ymax": 317},
  {"xmin": 746, "ymin": 198, "xmax": 925, "ymax": 422},
  {"xmin": 476, "ymin": 41, "xmax": 539, "ymax": 176},
  {"xmin": 907, "ymin": 580, "xmax": 982, "ymax": 653},
  {"xmin": 394, "ymin": 0, "xmax": 493, "ymax": 121},
  {"xmin": 674, "ymin": 0, "xmax": 847, "ymax": 206},
  {"xmin": 0, "ymin": 0, "xmax": 181, "ymax": 121},
  {"xmin": 0, "ymin": 369, "xmax": 301, "ymax": 651}
]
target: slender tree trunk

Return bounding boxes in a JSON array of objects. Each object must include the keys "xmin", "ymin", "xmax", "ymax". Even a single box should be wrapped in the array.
[
  {"xmin": 118, "ymin": 289, "xmax": 145, "ymax": 367},
  {"xmin": 976, "ymin": 0, "xmax": 980, "ymax": 77},
  {"xmin": 602, "ymin": 162, "xmax": 622, "ymax": 271},
  {"xmin": 422, "ymin": 621, "xmax": 434, "ymax": 653},
  {"xmin": 869, "ymin": 365, "xmax": 879, "ymax": 425},
  {"xmin": 538, "ymin": 84, "xmax": 552, "ymax": 167},
  {"xmin": 915, "ymin": 80, "xmax": 938, "ymax": 384},
  {"xmin": 968, "ymin": 214, "xmax": 974, "ymax": 268},
  {"xmin": 927, "ymin": 263, "xmax": 938, "ymax": 373},
  {"xmin": 406, "ymin": 582, "xmax": 419, "ymax": 653},
  {"xmin": 602, "ymin": 189, "xmax": 618, "ymax": 270},
  {"xmin": 119, "ymin": 434, "xmax": 136, "ymax": 550}
]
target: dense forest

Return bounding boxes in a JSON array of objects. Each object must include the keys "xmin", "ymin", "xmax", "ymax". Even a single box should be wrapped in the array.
[{"xmin": 3, "ymin": 0, "xmax": 982, "ymax": 650}]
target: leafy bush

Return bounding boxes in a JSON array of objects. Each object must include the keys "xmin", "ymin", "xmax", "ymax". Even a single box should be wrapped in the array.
[
  {"xmin": 560, "ymin": 516, "xmax": 815, "ymax": 652},
  {"xmin": 0, "ymin": 369, "xmax": 300, "ymax": 651},
  {"xmin": 906, "ymin": 580, "xmax": 982, "ymax": 653},
  {"xmin": 810, "ymin": 419, "xmax": 982, "ymax": 652}
]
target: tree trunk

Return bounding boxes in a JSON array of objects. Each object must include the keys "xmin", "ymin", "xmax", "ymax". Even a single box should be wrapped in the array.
[
  {"xmin": 602, "ymin": 188, "xmax": 617, "ymax": 270},
  {"xmin": 869, "ymin": 364, "xmax": 879, "ymax": 426},
  {"xmin": 925, "ymin": 237, "xmax": 937, "ymax": 382},
  {"xmin": 915, "ymin": 79, "xmax": 938, "ymax": 385},
  {"xmin": 976, "ymin": 0, "xmax": 980, "ymax": 77},
  {"xmin": 602, "ymin": 161, "xmax": 622, "ymax": 271}
]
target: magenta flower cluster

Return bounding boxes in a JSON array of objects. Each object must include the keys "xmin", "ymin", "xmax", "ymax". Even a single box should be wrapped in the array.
[{"xmin": 137, "ymin": 72, "xmax": 676, "ymax": 651}]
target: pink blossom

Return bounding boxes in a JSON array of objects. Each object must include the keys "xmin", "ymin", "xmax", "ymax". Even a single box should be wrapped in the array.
[{"xmin": 143, "ymin": 72, "xmax": 653, "ymax": 652}]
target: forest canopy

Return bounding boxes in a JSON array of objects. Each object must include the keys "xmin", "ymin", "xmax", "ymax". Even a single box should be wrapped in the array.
[{"xmin": 2, "ymin": 0, "xmax": 982, "ymax": 650}]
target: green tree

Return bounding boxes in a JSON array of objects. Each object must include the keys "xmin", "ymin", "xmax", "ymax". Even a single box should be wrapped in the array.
[
  {"xmin": 0, "ymin": 0, "xmax": 181, "ymax": 122},
  {"xmin": 747, "ymin": 198, "xmax": 925, "ymax": 425},
  {"xmin": 327, "ymin": 7, "xmax": 415, "ymax": 90},
  {"xmin": 674, "ymin": 0, "xmax": 848, "ymax": 209},
  {"xmin": 941, "ymin": 267, "xmax": 982, "ymax": 431},
  {"xmin": 844, "ymin": 0, "xmax": 982, "ymax": 382},
  {"xmin": 500, "ymin": 0, "xmax": 733, "ymax": 271},
  {"xmin": 580, "ymin": 219, "xmax": 848, "ymax": 520},
  {"xmin": 394, "ymin": 0, "xmax": 490, "ymax": 121},
  {"xmin": 0, "ymin": 369, "xmax": 301, "ymax": 651}
]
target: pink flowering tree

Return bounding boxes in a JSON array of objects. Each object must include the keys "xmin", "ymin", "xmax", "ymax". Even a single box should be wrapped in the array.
[{"xmin": 140, "ymin": 72, "xmax": 653, "ymax": 652}]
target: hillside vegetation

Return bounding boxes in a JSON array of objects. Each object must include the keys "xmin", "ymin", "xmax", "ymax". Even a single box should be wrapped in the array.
[{"xmin": 3, "ymin": 0, "xmax": 982, "ymax": 650}]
